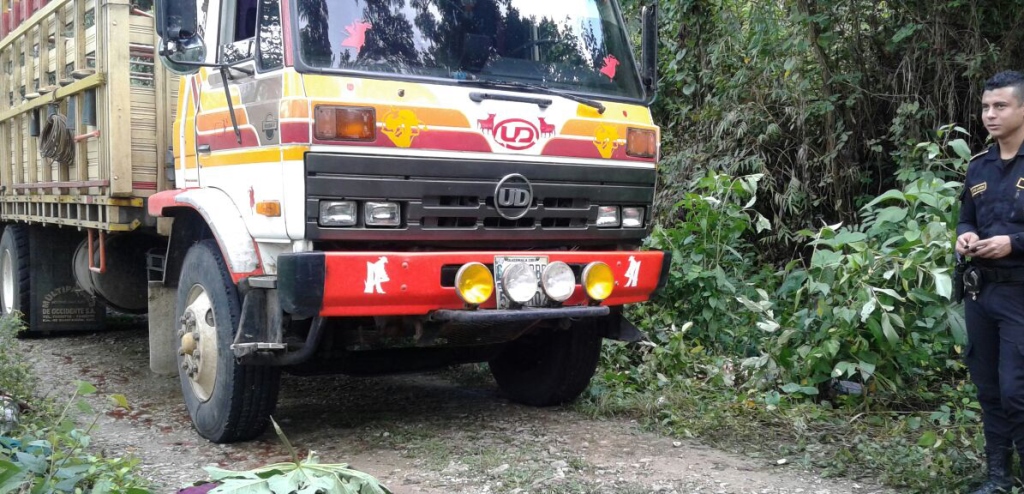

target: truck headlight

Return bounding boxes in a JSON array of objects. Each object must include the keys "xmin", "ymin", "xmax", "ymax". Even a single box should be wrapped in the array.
[
  {"xmin": 596, "ymin": 206, "xmax": 620, "ymax": 227},
  {"xmin": 319, "ymin": 201, "xmax": 357, "ymax": 227},
  {"xmin": 502, "ymin": 262, "xmax": 539, "ymax": 305},
  {"xmin": 364, "ymin": 202, "xmax": 401, "ymax": 227},
  {"xmin": 541, "ymin": 261, "xmax": 575, "ymax": 302},
  {"xmin": 582, "ymin": 262, "xmax": 614, "ymax": 301},
  {"xmin": 456, "ymin": 262, "xmax": 494, "ymax": 305},
  {"xmin": 622, "ymin": 207, "xmax": 645, "ymax": 228}
]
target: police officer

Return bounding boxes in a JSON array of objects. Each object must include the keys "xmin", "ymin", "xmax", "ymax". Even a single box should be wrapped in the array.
[{"xmin": 959, "ymin": 70, "xmax": 1024, "ymax": 493}]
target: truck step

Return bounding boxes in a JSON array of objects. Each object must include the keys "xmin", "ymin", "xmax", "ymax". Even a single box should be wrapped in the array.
[{"xmin": 230, "ymin": 342, "xmax": 288, "ymax": 358}]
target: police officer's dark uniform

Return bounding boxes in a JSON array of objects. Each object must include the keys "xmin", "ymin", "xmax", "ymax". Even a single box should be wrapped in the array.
[{"xmin": 959, "ymin": 143, "xmax": 1024, "ymax": 492}]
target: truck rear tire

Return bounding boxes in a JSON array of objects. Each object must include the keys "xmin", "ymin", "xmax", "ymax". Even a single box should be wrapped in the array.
[
  {"xmin": 176, "ymin": 239, "xmax": 280, "ymax": 443},
  {"xmin": 0, "ymin": 225, "xmax": 30, "ymax": 322},
  {"xmin": 489, "ymin": 321, "xmax": 603, "ymax": 406}
]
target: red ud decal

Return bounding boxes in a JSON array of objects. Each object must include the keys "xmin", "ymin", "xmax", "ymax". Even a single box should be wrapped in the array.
[{"xmin": 493, "ymin": 118, "xmax": 540, "ymax": 150}]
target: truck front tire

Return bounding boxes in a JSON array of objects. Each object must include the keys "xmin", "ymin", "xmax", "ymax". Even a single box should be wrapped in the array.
[
  {"xmin": 489, "ymin": 321, "xmax": 603, "ymax": 406},
  {"xmin": 176, "ymin": 239, "xmax": 280, "ymax": 443},
  {"xmin": 0, "ymin": 225, "xmax": 30, "ymax": 322}
]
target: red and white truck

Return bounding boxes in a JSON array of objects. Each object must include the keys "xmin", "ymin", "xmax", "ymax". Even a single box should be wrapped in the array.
[{"xmin": 0, "ymin": 0, "xmax": 667, "ymax": 442}]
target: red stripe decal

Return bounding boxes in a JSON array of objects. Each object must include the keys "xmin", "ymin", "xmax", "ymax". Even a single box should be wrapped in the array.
[
  {"xmin": 196, "ymin": 128, "xmax": 263, "ymax": 151},
  {"xmin": 280, "ymin": 121, "xmax": 310, "ymax": 144}
]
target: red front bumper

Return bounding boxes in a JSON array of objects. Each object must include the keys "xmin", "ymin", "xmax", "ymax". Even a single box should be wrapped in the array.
[{"xmin": 274, "ymin": 250, "xmax": 669, "ymax": 318}]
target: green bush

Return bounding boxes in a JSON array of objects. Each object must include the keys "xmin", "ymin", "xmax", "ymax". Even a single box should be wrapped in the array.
[
  {"xmin": 0, "ymin": 317, "xmax": 151, "ymax": 493},
  {"xmin": 0, "ymin": 315, "xmax": 34, "ymax": 405},
  {"xmin": 588, "ymin": 132, "xmax": 986, "ymax": 492},
  {"xmin": 635, "ymin": 172, "xmax": 773, "ymax": 355},
  {"xmin": 739, "ymin": 129, "xmax": 968, "ymax": 399}
]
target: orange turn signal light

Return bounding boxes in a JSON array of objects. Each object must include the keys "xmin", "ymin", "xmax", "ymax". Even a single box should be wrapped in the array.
[
  {"xmin": 255, "ymin": 200, "xmax": 281, "ymax": 217},
  {"xmin": 314, "ymin": 105, "xmax": 376, "ymax": 141},
  {"xmin": 626, "ymin": 128, "xmax": 658, "ymax": 159}
]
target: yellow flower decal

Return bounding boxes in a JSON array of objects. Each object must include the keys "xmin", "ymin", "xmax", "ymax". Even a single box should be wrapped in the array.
[
  {"xmin": 382, "ymin": 109, "xmax": 425, "ymax": 148},
  {"xmin": 594, "ymin": 124, "xmax": 621, "ymax": 159}
]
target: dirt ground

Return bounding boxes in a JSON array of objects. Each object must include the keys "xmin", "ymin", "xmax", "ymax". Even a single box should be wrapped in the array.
[{"xmin": 20, "ymin": 326, "xmax": 892, "ymax": 494}]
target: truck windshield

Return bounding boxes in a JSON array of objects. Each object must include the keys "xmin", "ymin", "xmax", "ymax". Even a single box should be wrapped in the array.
[{"xmin": 294, "ymin": 0, "xmax": 644, "ymax": 101}]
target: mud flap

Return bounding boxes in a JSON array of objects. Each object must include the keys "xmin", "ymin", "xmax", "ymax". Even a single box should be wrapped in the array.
[
  {"xmin": 28, "ymin": 226, "xmax": 104, "ymax": 333},
  {"xmin": 602, "ymin": 311, "xmax": 647, "ymax": 343}
]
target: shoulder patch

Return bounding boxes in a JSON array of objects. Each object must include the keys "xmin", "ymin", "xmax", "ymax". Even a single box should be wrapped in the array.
[{"xmin": 971, "ymin": 182, "xmax": 988, "ymax": 196}]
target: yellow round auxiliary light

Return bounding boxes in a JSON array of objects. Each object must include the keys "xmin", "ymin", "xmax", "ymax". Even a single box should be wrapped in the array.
[
  {"xmin": 455, "ymin": 262, "xmax": 494, "ymax": 305},
  {"xmin": 582, "ymin": 262, "xmax": 614, "ymax": 301}
]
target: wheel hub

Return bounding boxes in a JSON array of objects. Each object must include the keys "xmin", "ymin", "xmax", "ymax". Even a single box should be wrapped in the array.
[{"xmin": 179, "ymin": 285, "xmax": 218, "ymax": 402}]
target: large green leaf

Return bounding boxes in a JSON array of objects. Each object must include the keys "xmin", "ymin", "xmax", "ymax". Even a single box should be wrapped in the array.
[
  {"xmin": 950, "ymin": 139, "xmax": 972, "ymax": 161},
  {"xmin": 74, "ymin": 381, "xmax": 97, "ymax": 396},
  {"xmin": 811, "ymin": 249, "xmax": 842, "ymax": 268},
  {"xmin": 931, "ymin": 270, "xmax": 952, "ymax": 300},
  {"xmin": 875, "ymin": 206, "xmax": 909, "ymax": 225},
  {"xmin": 0, "ymin": 459, "xmax": 27, "ymax": 494},
  {"xmin": 881, "ymin": 314, "xmax": 900, "ymax": 345}
]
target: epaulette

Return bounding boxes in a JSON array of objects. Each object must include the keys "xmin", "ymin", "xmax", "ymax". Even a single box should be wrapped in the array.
[{"xmin": 969, "ymin": 146, "xmax": 991, "ymax": 163}]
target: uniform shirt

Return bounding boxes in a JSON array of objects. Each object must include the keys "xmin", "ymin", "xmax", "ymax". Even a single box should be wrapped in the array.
[{"xmin": 958, "ymin": 143, "xmax": 1024, "ymax": 268}]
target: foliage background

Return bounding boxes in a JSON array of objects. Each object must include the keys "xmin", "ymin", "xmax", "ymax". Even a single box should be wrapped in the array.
[
  {"xmin": 628, "ymin": 0, "xmax": 1024, "ymax": 251},
  {"xmin": 583, "ymin": 1, "xmax": 1024, "ymax": 492}
]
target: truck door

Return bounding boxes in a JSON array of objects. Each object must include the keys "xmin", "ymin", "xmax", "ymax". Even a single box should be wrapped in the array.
[
  {"xmin": 194, "ymin": 0, "xmax": 259, "ymax": 174},
  {"xmin": 174, "ymin": 0, "xmax": 222, "ymax": 187},
  {"xmin": 194, "ymin": 0, "xmax": 289, "ymax": 239}
]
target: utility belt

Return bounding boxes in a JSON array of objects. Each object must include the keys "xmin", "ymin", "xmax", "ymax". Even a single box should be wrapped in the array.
[{"xmin": 955, "ymin": 261, "xmax": 1024, "ymax": 302}]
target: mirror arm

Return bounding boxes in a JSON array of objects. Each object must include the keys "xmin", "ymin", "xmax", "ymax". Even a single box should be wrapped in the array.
[
  {"xmin": 218, "ymin": 65, "xmax": 244, "ymax": 145},
  {"xmin": 227, "ymin": 64, "xmax": 254, "ymax": 77},
  {"xmin": 154, "ymin": 49, "xmax": 244, "ymax": 144}
]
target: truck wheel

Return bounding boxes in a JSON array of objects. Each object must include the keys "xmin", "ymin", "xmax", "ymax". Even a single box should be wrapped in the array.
[
  {"xmin": 176, "ymin": 239, "xmax": 280, "ymax": 443},
  {"xmin": 489, "ymin": 321, "xmax": 603, "ymax": 406},
  {"xmin": 0, "ymin": 225, "xmax": 30, "ymax": 322}
]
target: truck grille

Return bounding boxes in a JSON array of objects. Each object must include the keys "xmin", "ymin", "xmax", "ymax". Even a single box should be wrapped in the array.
[{"xmin": 304, "ymin": 152, "xmax": 656, "ymax": 244}]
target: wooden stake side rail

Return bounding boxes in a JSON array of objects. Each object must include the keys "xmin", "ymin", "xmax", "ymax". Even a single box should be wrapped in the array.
[{"xmin": 0, "ymin": 0, "xmax": 169, "ymax": 232}]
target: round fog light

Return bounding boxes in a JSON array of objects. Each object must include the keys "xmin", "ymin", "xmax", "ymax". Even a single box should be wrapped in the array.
[
  {"xmin": 502, "ymin": 262, "xmax": 539, "ymax": 304},
  {"xmin": 582, "ymin": 262, "xmax": 614, "ymax": 301},
  {"xmin": 455, "ymin": 263, "xmax": 494, "ymax": 305},
  {"xmin": 541, "ymin": 261, "xmax": 576, "ymax": 302}
]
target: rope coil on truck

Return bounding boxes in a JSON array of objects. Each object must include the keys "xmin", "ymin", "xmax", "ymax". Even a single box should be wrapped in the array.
[{"xmin": 40, "ymin": 113, "xmax": 75, "ymax": 167}]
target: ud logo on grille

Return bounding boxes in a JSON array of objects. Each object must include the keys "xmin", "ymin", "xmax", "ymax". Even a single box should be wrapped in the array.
[{"xmin": 494, "ymin": 174, "xmax": 533, "ymax": 220}]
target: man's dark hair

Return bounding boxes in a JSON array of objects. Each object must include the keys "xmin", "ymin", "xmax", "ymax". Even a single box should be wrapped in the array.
[{"xmin": 985, "ymin": 70, "xmax": 1024, "ymax": 103}]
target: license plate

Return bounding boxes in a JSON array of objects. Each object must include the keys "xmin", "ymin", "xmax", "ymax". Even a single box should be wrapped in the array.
[{"xmin": 494, "ymin": 256, "xmax": 548, "ymax": 309}]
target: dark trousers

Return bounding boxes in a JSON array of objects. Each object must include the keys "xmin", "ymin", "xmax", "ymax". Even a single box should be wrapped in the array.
[{"xmin": 966, "ymin": 281, "xmax": 1024, "ymax": 456}]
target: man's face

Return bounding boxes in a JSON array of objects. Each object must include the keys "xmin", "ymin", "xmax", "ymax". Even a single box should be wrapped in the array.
[{"xmin": 982, "ymin": 87, "xmax": 1024, "ymax": 140}]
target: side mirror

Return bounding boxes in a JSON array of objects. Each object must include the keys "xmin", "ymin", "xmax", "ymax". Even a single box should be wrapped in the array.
[
  {"xmin": 156, "ymin": 0, "xmax": 198, "ymax": 41},
  {"xmin": 641, "ymin": 4, "xmax": 659, "ymax": 100},
  {"xmin": 156, "ymin": 0, "xmax": 205, "ymax": 75},
  {"xmin": 159, "ymin": 37, "xmax": 207, "ymax": 75}
]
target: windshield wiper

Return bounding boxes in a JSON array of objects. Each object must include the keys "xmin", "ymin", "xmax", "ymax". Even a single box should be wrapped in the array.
[{"xmin": 458, "ymin": 79, "xmax": 606, "ymax": 114}]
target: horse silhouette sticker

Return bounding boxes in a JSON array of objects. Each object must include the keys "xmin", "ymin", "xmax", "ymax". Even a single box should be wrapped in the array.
[
  {"xmin": 342, "ymin": 20, "xmax": 372, "ymax": 54},
  {"xmin": 625, "ymin": 255, "xmax": 641, "ymax": 288},
  {"xmin": 364, "ymin": 257, "xmax": 390, "ymax": 294}
]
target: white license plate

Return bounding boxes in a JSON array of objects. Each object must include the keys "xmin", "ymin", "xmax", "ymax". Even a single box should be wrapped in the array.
[{"xmin": 494, "ymin": 256, "xmax": 548, "ymax": 309}]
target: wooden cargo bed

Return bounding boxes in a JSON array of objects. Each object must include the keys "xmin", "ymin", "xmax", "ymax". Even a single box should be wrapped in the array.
[{"xmin": 0, "ymin": 0, "xmax": 174, "ymax": 231}]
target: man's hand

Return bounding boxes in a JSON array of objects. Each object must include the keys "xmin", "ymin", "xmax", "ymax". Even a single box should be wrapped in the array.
[
  {"xmin": 957, "ymin": 232, "xmax": 980, "ymax": 256},
  {"xmin": 970, "ymin": 235, "xmax": 1013, "ymax": 259}
]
